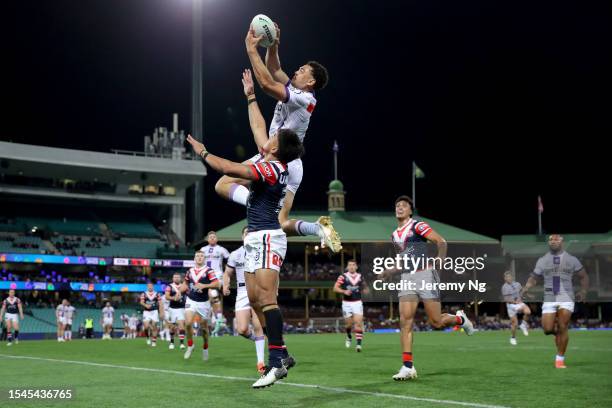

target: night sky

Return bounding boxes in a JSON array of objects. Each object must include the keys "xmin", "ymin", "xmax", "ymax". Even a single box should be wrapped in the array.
[{"xmin": 3, "ymin": 0, "xmax": 610, "ymax": 238}]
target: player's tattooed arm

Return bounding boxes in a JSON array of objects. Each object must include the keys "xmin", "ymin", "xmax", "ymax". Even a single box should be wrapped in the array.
[
  {"xmin": 245, "ymin": 29, "xmax": 288, "ymax": 102},
  {"xmin": 186, "ymin": 135, "xmax": 257, "ymax": 181},
  {"xmin": 243, "ymin": 69, "xmax": 269, "ymax": 150},
  {"xmin": 265, "ymin": 23, "xmax": 290, "ymax": 84}
]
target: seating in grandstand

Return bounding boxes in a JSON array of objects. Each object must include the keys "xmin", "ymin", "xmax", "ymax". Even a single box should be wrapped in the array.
[
  {"xmin": 0, "ymin": 235, "xmax": 45, "ymax": 254},
  {"xmin": 105, "ymin": 218, "xmax": 161, "ymax": 239}
]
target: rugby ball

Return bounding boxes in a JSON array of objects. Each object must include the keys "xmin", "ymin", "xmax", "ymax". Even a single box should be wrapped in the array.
[{"xmin": 251, "ymin": 14, "xmax": 276, "ymax": 48}]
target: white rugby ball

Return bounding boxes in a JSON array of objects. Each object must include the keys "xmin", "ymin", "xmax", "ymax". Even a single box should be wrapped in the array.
[{"xmin": 251, "ymin": 14, "xmax": 276, "ymax": 48}]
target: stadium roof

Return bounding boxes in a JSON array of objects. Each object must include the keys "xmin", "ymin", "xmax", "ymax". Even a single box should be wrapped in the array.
[
  {"xmin": 215, "ymin": 211, "xmax": 498, "ymax": 244},
  {"xmin": 501, "ymin": 231, "xmax": 612, "ymax": 257}
]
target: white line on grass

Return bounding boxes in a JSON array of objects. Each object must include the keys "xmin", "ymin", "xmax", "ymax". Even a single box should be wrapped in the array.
[{"xmin": 0, "ymin": 354, "xmax": 510, "ymax": 408}]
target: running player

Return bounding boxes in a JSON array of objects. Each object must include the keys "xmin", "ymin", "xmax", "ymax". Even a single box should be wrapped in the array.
[
  {"xmin": 120, "ymin": 312, "xmax": 130, "ymax": 339},
  {"xmin": 1, "ymin": 289, "xmax": 24, "ymax": 346},
  {"xmin": 186, "ymin": 103, "xmax": 303, "ymax": 388},
  {"xmin": 501, "ymin": 271, "xmax": 530, "ymax": 345},
  {"xmin": 181, "ymin": 251, "xmax": 220, "ymax": 361},
  {"xmin": 128, "ymin": 314, "xmax": 138, "ymax": 339},
  {"xmin": 63, "ymin": 300, "xmax": 76, "ymax": 341},
  {"xmin": 223, "ymin": 226, "xmax": 266, "ymax": 373},
  {"xmin": 200, "ymin": 231, "xmax": 230, "ymax": 333},
  {"xmin": 140, "ymin": 282, "xmax": 165, "ymax": 347},
  {"xmin": 386, "ymin": 196, "xmax": 474, "ymax": 381},
  {"xmin": 165, "ymin": 272, "xmax": 186, "ymax": 350},
  {"xmin": 56, "ymin": 299, "xmax": 68, "ymax": 342},
  {"xmin": 334, "ymin": 259, "xmax": 368, "ymax": 352},
  {"xmin": 522, "ymin": 234, "xmax": 589, "ymax": 368},
  {"xmin": 101, "ymin": 302, "xmax": 114, "ymax": 340},
  {"xmin": 161, "ymin": 291, "xmax": 171, "ymax": 341},
  {"xmin": 214, "ymin": 27, "xmax": 341, "ymax": 253}
]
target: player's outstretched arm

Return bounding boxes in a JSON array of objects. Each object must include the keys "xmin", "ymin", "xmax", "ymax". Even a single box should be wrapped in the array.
[
  {"xmin": 265, "ymin": 23, "xmax": 290, "ymax": 84},
  {"xmin": 243, "ymin": 69, "xmax": 269, "ymax": 150},
  {"xmin": 186, "ymin": 135, "xmax": 257, "ymax": 181},
  {"xmin": 245, "ymin": 28, "xmax": 287, "ymax": 102}
]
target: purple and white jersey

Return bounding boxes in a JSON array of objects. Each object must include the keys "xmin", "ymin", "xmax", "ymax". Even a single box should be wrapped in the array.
[
  {"xmin": 200, "ymin": 244, "xmax": 230, "ymax": 274},
  {"xmin": 269, "ymin": 81, "xmax": 316, "ymax": 142}
]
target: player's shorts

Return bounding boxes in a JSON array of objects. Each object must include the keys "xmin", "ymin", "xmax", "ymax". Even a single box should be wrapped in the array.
[
  {"xmin": 235, "ymin": 288, "xmax": 251, "ymax": 312},
  {"xmin": 244, "ymin": 229, "xmax": 287, "ymax": 273},
  {"xmin": 143, "ymin": 310, "xmax": 159, "ymax": 323},
  {"xmin": 506, "ymin": 303, "xmax": 528, "ymax": 318},
  {"xmin": 103, "ymin": 318, "xmax": 113, "ymax": 326},
  {"xmin": 249, "ymin": 153, "xmax": 303, "ymax": 195},
  {"xmin": 168, "ymin": 307, "xmax": 186, "ymax": 323},
  {"xmin": 57, "ymin": 317, "xmax": 66, "ymax": 325},
  {"xmin": 542, "ymin": 301, "xmax": 575, "ymax": 314},
  {"xmin": 129, "ymin": 324, "xmax": 137, "ymax": 330},
  {"xmin": 4, "ymin": 313, "xmax": 18, "ymax": 323},
  {"xmin": 342, "ymin": 300, "xmax": 364, "ymax": 318},
  {"xmin": 164, "ymin": 311, "xmax": 171, "ymax": 322},
  {"xmin": 399, "ymin": 269, "xmax": 441, "ymax": 300},
  {"xmin": 185, "ymin": 297, "xmax": 212, "ymax": 320},
  {"xmin": 64, "ymin": 318, "xmax": 73, "ymax": 326}
]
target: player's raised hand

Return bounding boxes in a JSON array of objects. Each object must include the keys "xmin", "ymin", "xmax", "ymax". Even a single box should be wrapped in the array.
[
  {"xmin": 186, "ymin": 134, "xmax": 206, "ymax": 157},
  {"xmin": 242, "ymin": 69, "xmax": 255, "ymax": 96},
  {"xmin": 272, "ymin": 22, "xmax": 280, "ymax": 47},
  {"xmin": 245, "ymin": 27, "xmax": 263, "ymax": 51}
]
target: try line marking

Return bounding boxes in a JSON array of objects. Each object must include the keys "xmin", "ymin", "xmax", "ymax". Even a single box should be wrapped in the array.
[{"xmin": 0, "ymin": 354, "xmax": 510, "ymax": 408}]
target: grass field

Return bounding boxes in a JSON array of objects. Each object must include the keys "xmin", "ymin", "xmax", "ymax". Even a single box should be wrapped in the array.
[{"xmin": 1, "ymin": 330, "xmax": 611, "ymax": 408}]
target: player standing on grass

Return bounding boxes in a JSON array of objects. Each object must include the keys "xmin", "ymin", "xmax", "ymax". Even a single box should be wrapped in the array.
[
  {"xmin": 56, "ymin": 299, "xmax": 68, "ymax": 342},
  {"xmin": 140, "ymin": 282, "xmax": 165, "ymax": 347},
  {"xmin": 214, "ymin": 26, "xmax": 341, "ymax": 254},
  {"xmin": 334, "ymin": 259, "xmax": 368, "ymax": 352},
  {"xmin": 521, "ymin": 234, "xmax": 589, "ymax": 368},
  {"xmin": 101, "ymin": 301, "xmax": 114, "ymax": 340},
  {"xmin": 165, "ymin": 272, "xmax": 187, "ymax": 350},
  {"xmin": 501, "ymin": 271, "xmax": 530, "ymax": 345},
  {"xmin": 1, "ymin": 289, "xmax": 24, "ymax": 346},
  {"xmin": 385, "ymin": 196, "xmax": 474, "ymax": 381},
  {"xmin": 200, "ymin": 231, "xmax": 230, "ymax": 334},
  {"xmin": 63, "ymin": 300, "xmax": 76, "ymax": 341},
  {"xmin": 181, "ymin": 251, "xmax": 220, "ymax": 361},
  {"xmin": 161, "ymin": 291, "xmax": 171, "ymax": 341},
  {"xmin": 186, "ymin": 92, "xmax": 303, "ymax": 387},
  {"xmin": 223, "ymin": 226, "xmax": 266, "ymax": 374}
]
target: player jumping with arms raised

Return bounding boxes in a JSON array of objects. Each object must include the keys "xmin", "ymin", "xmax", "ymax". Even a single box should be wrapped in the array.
[
  {"xmin": 501, "ymin": 271, "xmax": 530, "ymax": 345},
  {"xmin": 187, "ymin": 89, "xmax": 304, "ymax": 387},
  {"xmin": 223, "ymin": 226, "xmax": 266, "ymax": 373},
  {"xmin": 522, "ymin": 234, "xmax": 589, "ymax": 368},
  {"xmin": 1, "ymin": 289, "xmax": 24, "ymax": 346},
  {"xmin": 215, "ymin": 26, "xmax": 341, "ymax": 253},
  {"xmin": 181, "ymin": 250, "xmax": 220, "ymax": 361},
  {"xmin": 386, "ymin": 196, "xmax": 474, "ymax": 381},
  {"xmin": 334, "ymin": 259, "xmax": 368, "ymax": 352}
]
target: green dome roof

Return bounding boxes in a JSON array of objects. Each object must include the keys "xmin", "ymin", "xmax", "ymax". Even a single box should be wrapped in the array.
[{"xmin": 328, "ymin": 179, "xmax": 344, "ymax": 192}]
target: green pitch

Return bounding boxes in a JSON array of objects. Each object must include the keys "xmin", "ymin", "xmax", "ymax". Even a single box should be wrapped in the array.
[{"xmin": 1, "ymin": 331, "xmax": 611, "ymax": 408}]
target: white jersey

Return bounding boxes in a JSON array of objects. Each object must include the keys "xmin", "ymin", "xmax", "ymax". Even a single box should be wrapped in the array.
[
  {"xmin": 102, "ymin": 306, "xmax": 114, "ymax": 319},
  {"xmin": 128, "ymin": 316, "xmax": 139, "ymax": 327},
  {"xmin": 200, "ymin": 244, "xmax": 230, "ymax": 274},
  {"xmin": 533, "ymin": 251, "xmax": 583, "ymax": 303},
  {"xmin": 56, "ymin": 304, "xmax": 66, "ymax": 319},
  {"xmin": 64, "ymin": 305, "xmax": 76, "ymax": 319},
  {"xmin": 227, "ymin": 246, "xmax": 247, "ymax": 288},
  {"xmin": 269, "ymin": 81, "xmax": 316, "ymax": 142}
]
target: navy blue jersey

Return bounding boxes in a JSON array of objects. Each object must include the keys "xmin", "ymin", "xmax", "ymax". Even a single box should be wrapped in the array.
[
  {"xmin": 140, "ymin": 291, "xmax": 162, "ymax": 312},
  {"xmin": 336, "ymin": 273, "xmax": 365, "ymax": 302},
  {"xmin": 165, "ymin": 283, "xmax": 186, "ymax": 309},
  {"xmin": 391, "ymin": 219, "xmax": 433, "ymax": 268},
  {"xmin": 246, "ymin": 160, "xmax": 288, "ymax": 232},
  {"xmin": 3, "ymin": 296, "xmax": 20, "ymax": 314},
  {"xmin": 184, "ymin": 266, "xmax": 217, "ymax": 302}
]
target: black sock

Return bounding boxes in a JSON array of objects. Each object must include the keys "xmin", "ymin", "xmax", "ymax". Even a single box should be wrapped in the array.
[
  {"xmin": 263, "ymin": 308, "xmax": 286, "ymax": 368},
  {"xmin": 14, "ymin": 330, "xmax": 19, "ymax": 340},
  {"xmin": 346, "ymin": 327, "xmax": 352, "ymax": 339},
  {"xmin": 262, "ymin": 326, "xmax": 267, "ymax": 337}
]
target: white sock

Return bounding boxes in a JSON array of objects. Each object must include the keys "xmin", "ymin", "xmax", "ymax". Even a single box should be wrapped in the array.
[
  {"xmin": 255, "ymin": 336, "xmax": 265, "ymax": 364},
  {"xmin": 296, "ymin": 220, "xmax": 321, "ymax": 237},
  {"xmin": 229, "ymin": 184, "xmax": 249, "ymax": 206},
  {"xmin": 556, "ymin": 355, "xmax": 564, "ymax": 362}
]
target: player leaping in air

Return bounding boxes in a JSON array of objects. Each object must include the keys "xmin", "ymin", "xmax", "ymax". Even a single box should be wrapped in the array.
[
  {"xmin": 214, "ymin": 25, "xmax": 341, "ymax": 253},
  {"xmin": 187, "ymin": 96, "xmax": 303, "ymax": 388}
]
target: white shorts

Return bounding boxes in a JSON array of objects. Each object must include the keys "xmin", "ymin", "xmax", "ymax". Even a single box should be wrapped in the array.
[
  {"xmin": 64, "ymin": 318, "xmax": 73, "ymax": 326},
  {"xmin": 244, "ymin": 229, "xmax": 287, "ymax": 273},
  {"xmin": 235, "ymin": 289, "xmax": 251, "ymax": 312},
  {"xmin": 506, "ymin": 303, "xmax": 528, "ymax": 318},
  {"xmin": 143, "ymin": 310, "xmax": 159, "ymax": 323},
  {"xmin": 5, "ymin": 313, "xmax": 18, "ymax": 323},
  {"xmin": 185, "ymin": 297, "xmax": 212, "ymax": 320},
  {"xmin": 249, "ymin": 153, "xmax": 303, "ymax": 194},
  {"xmin": 342, "ymin": 301, "xmax": 363, "ymax": 318},
  {"xmin": 164, "ymin": 311, "xmax": 171, "ymax": 322},
  {"xmin": 542, "ymin": 301, "xmax": 575, "ymax": 314},
  {"xmin": 103, "ymin": 318, "xmax": 113, "ymax": 326},
  {"xmin": 129, "ymin": 324, "xmax": 137, "ymax": 330},
  {"xmin": 169, "ymin": 308, "xmax": 186, "ymax": 323},
  {"xmin": 209, "ymin": 289, "xmax": 220, "ymax": 299}
]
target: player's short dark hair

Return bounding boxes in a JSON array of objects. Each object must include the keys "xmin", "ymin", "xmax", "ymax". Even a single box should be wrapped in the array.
[
  {"xmin": 394, "ymin": 195, "xmax": 414, "ymax": 210},
  {"xmin": 347, "ymin": 259, "xmax": 358, "ymax": 264},
  {"xmin": 307, "ymin": 61, "xmax": 329, "ymax": 90},
  {"xmin": 207, "ymin": 231, "xmax": 216, "ymax": 237},
  {"xmin": 277, "ymin": 129, "xmax": 304, "ymax": 163}
]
